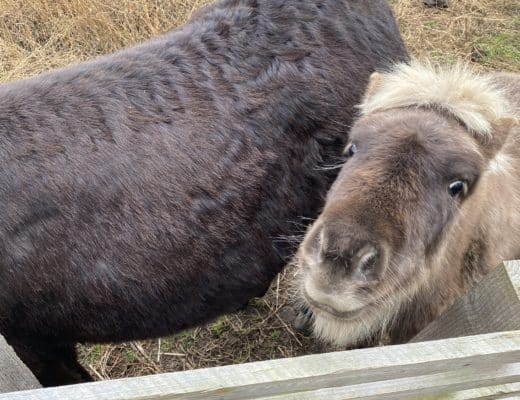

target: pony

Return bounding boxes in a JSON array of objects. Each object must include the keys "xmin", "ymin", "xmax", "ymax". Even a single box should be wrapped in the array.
[
  {"xmin": 0, "ymin": 0, "xmax": 407, "ymax": 385},
  {"xmin": 295, "ymin": 61, "xmax": 519, "ymax": 347}
]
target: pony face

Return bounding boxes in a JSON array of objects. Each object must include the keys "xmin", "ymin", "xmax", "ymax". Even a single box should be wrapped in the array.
[{"xmin": 295, "ymin": 62, "xmax": 518, "ymax": 347}]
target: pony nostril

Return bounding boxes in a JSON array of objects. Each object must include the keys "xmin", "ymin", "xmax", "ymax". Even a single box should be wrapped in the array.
[
  {"xmin": 357, "ymin": 244, "xmax": 377, "ymax": 267},
  {"xmin": 317, "ymin": 239, "xmax": 382, "ymax": 281},
  {"xmin": 353, "ymin": 244, "xmax": 380, "ymax": 280}
]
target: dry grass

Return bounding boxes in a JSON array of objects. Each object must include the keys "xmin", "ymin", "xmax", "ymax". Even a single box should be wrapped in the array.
[
  {"xmin": 0, "ymin": 0, "xmax": 518, "ymax": 380},
  {"xmin": 0, "ymin": 0, "xmax": 212, "ymax": 81},
  {"xmin": 391, "ymin": 0, "xmax": 519, "ymax": 71}
]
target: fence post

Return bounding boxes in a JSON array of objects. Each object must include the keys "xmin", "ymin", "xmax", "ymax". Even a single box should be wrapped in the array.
[
  {"xmin": 0, "ymin": 335, "xmax": 41, "ymax": 393},
  {"xmin": 412, "ymin": 260, "xmax": 520, "ymax": 342}
]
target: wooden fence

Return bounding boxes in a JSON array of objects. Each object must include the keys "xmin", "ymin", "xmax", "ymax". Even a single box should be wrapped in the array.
[{"xmin": 1, "ymin": 260, "xmax": 519, "ymax": 400}]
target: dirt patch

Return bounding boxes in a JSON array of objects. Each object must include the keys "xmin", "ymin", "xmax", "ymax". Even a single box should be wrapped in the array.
[{"xmin": 0, "ymin": 0, "xmax": 517, "ymax": 380}]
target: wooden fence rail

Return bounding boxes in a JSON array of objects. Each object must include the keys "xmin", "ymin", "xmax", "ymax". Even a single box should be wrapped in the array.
[
  {"xmin": 0, "ymin": 330, "xmax": 519, "ymax": 400},
  {"xmin": 0, "ymin": 260, "xmax": 518, "ymax": 400}
]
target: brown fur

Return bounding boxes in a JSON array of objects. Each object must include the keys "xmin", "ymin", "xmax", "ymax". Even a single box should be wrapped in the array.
[
  {"xmin": 0, "ymin": 0, "xmax": 408, "ymax": 386},
  {"xmin": 295, "ymin": 66, "xmax": 520, "ymax": 347}
]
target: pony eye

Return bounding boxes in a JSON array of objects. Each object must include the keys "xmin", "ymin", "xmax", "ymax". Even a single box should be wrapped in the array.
[
  {"xmin": 343, "ymin": 143, "xmax": 357, "ymax": 158},
  {"xmin": 448, "ymin": 180, "xmax": 468, "ymax": 197}
]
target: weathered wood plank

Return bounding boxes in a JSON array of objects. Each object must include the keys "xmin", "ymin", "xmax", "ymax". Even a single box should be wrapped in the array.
[
  {"xmin": 1, "ymin": 330, "xmax": 518, "ymax": 400},
  {"xmin": 435, "ymin": 382, "xmax": 520, "ymax": 400},
  {"xmin": 413, "ymin": 260, "xmax": 520, "ymax": 342},
  {"xmin": 0, "ymin": 335, "xmax": 41, "ymax": 393},
  {"xmin": 258, "ymin": 363, "xmax": 520, "ymax": 400}
]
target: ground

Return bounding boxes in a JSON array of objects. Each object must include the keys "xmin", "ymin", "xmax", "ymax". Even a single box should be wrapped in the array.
[{"xmin": 0, "ymin": 0, "xmax": 518, "ymax": 380}]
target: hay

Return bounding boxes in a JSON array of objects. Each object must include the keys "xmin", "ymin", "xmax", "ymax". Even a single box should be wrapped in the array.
[
  {"xmin": 0, "ymin": 0, "xmax": 212, "ymax": 81},
  {"xmin": 392, "ymin": 0, "xmax": 519, "ymax": 71}
]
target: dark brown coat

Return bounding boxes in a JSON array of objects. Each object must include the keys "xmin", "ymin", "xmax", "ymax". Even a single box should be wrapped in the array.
[{"xmin": 0, "ymin": 0, "xmax": 407, "ymax": 386}]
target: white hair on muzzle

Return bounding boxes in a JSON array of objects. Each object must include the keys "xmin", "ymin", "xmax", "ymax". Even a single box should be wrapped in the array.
[{"xmin": 359, "ymin": 61, "xmax": 512, "ymax": 137}]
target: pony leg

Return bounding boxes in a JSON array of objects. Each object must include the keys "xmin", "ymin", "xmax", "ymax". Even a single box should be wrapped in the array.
[{"xmin": 7, "ymin": 337, "xmax": 92, "ymax": 387}]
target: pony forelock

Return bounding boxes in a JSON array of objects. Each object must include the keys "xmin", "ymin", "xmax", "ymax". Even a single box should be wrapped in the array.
[{"xmin": 359, "ymin": 61, "xmax": 512, "ymax": 137}]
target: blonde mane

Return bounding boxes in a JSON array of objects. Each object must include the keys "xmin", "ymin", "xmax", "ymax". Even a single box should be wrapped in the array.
[{"xmin": 359, "ymin": 61, "xmax": 512, "ymax": 137}]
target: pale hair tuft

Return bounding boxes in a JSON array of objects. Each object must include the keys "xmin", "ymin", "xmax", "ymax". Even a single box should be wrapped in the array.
[{"xmin": 359, "ymin": 61, "xmax": 512, "ymax": 137}]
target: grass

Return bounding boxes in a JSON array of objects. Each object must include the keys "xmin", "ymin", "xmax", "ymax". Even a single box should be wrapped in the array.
[
  {"xmin": 0, "ymin": 0, "xmax": 518, "ymax": 380},
  {"xmin": 474, "ymin": 33, "xmax": 520, "ymax": 67},
  {"xmin": 0, "ymin": 0, "xmax": 212, "ymax": 81},
  {"xmin": 209, "ymin": 317, "xmax": 229, "ymax": 338},
  {"xmin": 391, "ymin": 0, "xmax": 519, "ymax": 71}
]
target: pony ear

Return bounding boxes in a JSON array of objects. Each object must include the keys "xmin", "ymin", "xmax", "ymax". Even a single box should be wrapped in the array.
[
  {"xmin": 363, "ymin": 72, "xmax": 384, "ymax": 100},
  {"xmin": 481, "ymin": 116, "xmax": 519, "ymax": 159}
]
